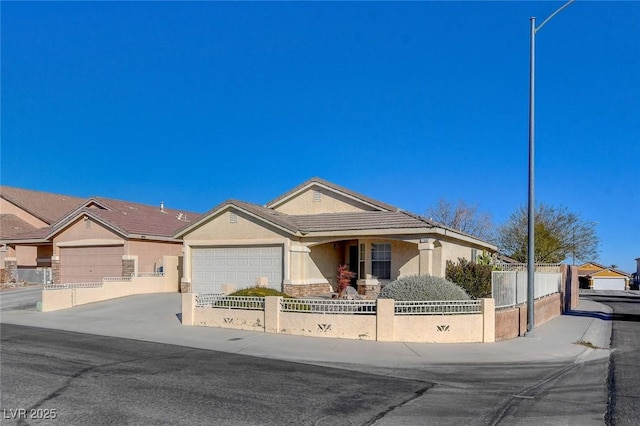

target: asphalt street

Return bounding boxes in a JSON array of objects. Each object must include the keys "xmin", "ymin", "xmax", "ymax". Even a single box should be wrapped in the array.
[
  {"xmin": 0, "ymin": 288, "xmax": 616, "ymax": 425},
  {"xmin": 582, "ymin": 291, "xmax": 640, "ymax": 426}
]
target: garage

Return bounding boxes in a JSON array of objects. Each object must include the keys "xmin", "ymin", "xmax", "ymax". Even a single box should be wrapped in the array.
[
  {"xmin": 192, "ymin": 246, "xmax": 283, "ymax": 294},
  {"xmin": 592, "ymin": 277, "xmax": 626, "ymax": 291},
  {"xmin": 59, "ymin": 245, "xmax": 123, "ymax": 283}
]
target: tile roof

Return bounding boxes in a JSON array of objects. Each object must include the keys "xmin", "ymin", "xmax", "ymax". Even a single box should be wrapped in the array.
[
  {"xmin": 0, "ymin": 186, "xmax": 85, "ymax": 224},
  {"xmin": 265, "ymin": 177, "xmax": 397, "ymax": 212},
  {"xmin": 53, "ymin": 197, "xmax": 202, "ymax": 239},
  {"xmin": 1, "ymin": 186, "xmax": 202, "ymax": 241},
  {"xmin": 0, "ymin": 214, "xmax": 38, "ymax": 239},
  {"xmin": 288, "ymin": 211, "xmax": 433, "ymax": 233}
]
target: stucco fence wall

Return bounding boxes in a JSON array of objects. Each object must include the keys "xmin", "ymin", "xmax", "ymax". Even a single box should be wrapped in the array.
[
  {"xmin": 40, "ymin": 256, "xmax": 180, "ymax": 312},
  {"xmin": 182, "ymin": 295, "xmax": 496, "ymax": 343}
]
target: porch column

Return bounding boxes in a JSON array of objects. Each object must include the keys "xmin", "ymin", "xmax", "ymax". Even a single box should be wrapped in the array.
[{"xmin": 418, "ymin": 240, "xmax": 434, "ymax": 276}]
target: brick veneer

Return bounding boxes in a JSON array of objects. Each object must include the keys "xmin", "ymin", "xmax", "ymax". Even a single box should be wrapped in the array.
[
  {"xmin": 51, "ymin": 258, "xmax": 60, "ymax": 284},
  {"xmin": 122, "ymin": 259, "xmax": 136, "ymax": 277},
  {"xmin": 283, "ymin": 283, "xmax": 332, "ymax": 297}
]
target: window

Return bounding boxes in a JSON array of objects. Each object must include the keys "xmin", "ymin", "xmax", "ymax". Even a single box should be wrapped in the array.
[
  {"xmin": 471, "ymin": 248, "xmax": 478, "ymax": 263},
  {"xmin": 371, "ymin": 243, "xmax": 391, "ymax": 279}
]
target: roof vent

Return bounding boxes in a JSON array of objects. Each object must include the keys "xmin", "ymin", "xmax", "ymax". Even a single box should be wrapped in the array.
[
  {"xmin": 160, "ymin": 201, "xmax": 165, "ymax": 213},
  {"xmin": 176, "ymin": 212, "xmax": 188, "ymax": 221}
]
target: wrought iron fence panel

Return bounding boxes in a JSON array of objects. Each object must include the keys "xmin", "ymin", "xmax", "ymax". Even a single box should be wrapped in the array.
[
  {"xmin": 280, "ymin": 298, "xmax": 377, "ymax": 314},
  {"xmin": 394, "ymin": 300, "xmax": 482, "ymax": 315},
  {"xmin": 195, "ymin": 294, "xmax": 264, "ymax": 310},
  {"xmin": 44, "ymin": 282, "xmax": 103, "ymax": 290}
]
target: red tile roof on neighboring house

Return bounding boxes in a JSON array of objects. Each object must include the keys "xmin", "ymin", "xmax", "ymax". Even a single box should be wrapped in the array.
[
  {"xmin": 1, "ymin": 186, "xmax": 202, "ymax": 242},
  {"xmin": 48, "ymin": 197, "xmax": 202, "ymax": 239},
  {"xmin": 0, "ymin": 186, "xmax": 85, "ymax": 225},
  {"xmin": 0, "ymin": 214, "xmax": 37, "ymax": 239}
]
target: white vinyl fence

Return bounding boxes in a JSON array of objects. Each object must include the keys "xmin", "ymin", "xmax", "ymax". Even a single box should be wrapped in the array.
[{"xmin": 492, "ymin": 270, "xmax": 561, "ymax": 308}]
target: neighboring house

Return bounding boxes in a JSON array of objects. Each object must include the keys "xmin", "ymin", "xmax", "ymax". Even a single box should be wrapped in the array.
[
  {"xmin": 2, "ymin": 186, "xmax": 199, "ymax": 284},
  {"xmin": 175, "ymin": 178, "xmax": 497, "ymax": 297},
  {"xmin": 0, "ymin": 186, "xmax": 86, "ymax": 272},
  {"xmin": 577, "ymin": 262, "xmax": 630, "ymax": 290}
]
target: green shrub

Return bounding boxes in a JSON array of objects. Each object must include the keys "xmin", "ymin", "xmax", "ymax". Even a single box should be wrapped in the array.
[
  {"xmin": 228, "ymin": 286, "xmax": 291, "ymax": 298},
  {"xmin": 379, "ymin": 275, "xmax": 470, "ymax": 301},
  {"xmin": 445, "ymin": 258, "xmax": 493, "ymax": 299}
]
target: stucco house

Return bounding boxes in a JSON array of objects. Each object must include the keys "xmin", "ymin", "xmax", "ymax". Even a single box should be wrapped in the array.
[
  {"xmin": 578, "ymin": 262, "xmax": 630, "ymax": 290},
  {"xmin": 1, "ymin": 186, "xmax": 85, "ymax": 273},
  {"xmin": 175, "ymin": 178, "xmax": 497, "ymax": 297},
  {"xmin": 2, "ymin": 186, "xmax": 199, "ymax": 284}
]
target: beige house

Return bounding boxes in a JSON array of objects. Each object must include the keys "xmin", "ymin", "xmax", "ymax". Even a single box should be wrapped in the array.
[
  {"xmin": 578, "ymin": 262, "xmax": 630, "ymax": 290},
  {"xmin": 176, "ymin": 178, "xmax": 497, "ymax": 297},
  {"xmin": 2, "ymin": 186, "xmax": 199, "ymax": 284}
]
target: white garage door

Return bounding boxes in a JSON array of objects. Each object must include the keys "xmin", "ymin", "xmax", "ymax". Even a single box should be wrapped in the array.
[
  {"xmin": 59, "ymin": 246, "xmax": 123, "ymax": 283},
  {"xmin": 592, "ymin": 278, "xmax": 626, "ymax": 291},
  {"xmin": 192, "ymin": 246, "xmax": 283, "ymax": 294}
]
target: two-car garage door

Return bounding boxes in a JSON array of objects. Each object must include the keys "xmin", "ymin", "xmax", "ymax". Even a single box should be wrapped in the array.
[
  {"xmin": 192, "ymin": 246, "xmax": 283, "ymax": 294},
  {"xmin": 592, "ymin": 277, "xmax": 626, "ymax": 291}
]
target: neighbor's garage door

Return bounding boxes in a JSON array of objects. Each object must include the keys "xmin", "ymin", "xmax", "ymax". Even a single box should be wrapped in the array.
[
  {"xmin": 192, "ymin": 246, "xmax": 283, "ymax": 294},
  {"xmin": 592, "ymin": 277, "xmax": 626, "ymax": 291},
  {"xmin": 59, "ymin": 246, "xmax": 123, "ymax": 283}
]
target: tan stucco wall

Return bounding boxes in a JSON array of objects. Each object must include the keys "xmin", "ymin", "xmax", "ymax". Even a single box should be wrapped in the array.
[
  {"xmin": 128, "ymin": 240, "xmax": 182, "ymax": 273},
  {"xmin": 188, "ymin": 295, "xmax": 495, "ymax": 343},
  {"xmin": 272, "ymin": 187, "xmax": 379, "ymax": 215},
  {"xmin": 0, "ymin": 198, "xmax": 49, "ymax": 228},
  {"xmin": 52, "ymin": 217, "xmax": 122, "ymax": 255},
  {"xmin": 193, "ymin": 307, "xmax": 265, "ymax": 331},
  {"xmin": 306, "ymin": 243, "xmax": 342, "ymax": 288},
  {"xmin": 185, "ymin": 209, "xmax": 289, "ymax": 241},
  {"xmin": 394, "ymin": 314, "xmax": 484, "ymax": 343},
  {"xmin": 15, "ymin": 246, "xmax": 38, "ymax": 267},
  {"xmin": 41, "ymin": 256, "xmax": 179, "ymax": 312}
]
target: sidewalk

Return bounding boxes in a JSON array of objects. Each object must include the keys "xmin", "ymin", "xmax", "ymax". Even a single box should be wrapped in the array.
[{"xmin": 0, "ymin": 292, "xmax": 612, "ymax": 367}]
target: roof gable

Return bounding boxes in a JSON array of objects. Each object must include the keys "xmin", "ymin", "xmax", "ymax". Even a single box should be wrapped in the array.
[
  {"xmin": 590, "ymin": 268, "xmax": 630, "ymax": 278},
  {"xmin": 266, "ymin": 178, "xmax": 397, "ymax": 214},
  {"xmin": 175, "ymin": 200, "xmax": 299, "ymax": 238}
]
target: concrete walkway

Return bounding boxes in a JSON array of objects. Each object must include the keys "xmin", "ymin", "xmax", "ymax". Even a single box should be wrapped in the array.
[{"xmin": 0, "ymin": 292, "xmax": 613, "ymax": 367}]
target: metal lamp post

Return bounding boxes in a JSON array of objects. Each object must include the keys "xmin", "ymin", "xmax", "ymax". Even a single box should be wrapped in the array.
[{"xmin": 527, "ymin": 0, "xmax": 575, "ymax": 335}]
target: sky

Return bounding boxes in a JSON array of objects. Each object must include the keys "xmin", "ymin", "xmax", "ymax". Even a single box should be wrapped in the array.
[{"xmin": 1, "ymin": 1, "xmax": 638, "ymax": 272}]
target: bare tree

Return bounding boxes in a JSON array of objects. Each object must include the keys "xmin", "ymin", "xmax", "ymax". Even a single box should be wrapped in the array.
[
  {"xmin": 426, "ymin": 199, "xmax": 495, "ymax": 242},
  {"xmin": 497, "ymin": 204, "xmax": 599, "ymax": 264}
]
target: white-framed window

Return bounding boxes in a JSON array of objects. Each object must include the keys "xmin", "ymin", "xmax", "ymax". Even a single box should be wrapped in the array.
[{"xmin": 371, "ymin": 243, "xmax": 391, "ymax": 279}]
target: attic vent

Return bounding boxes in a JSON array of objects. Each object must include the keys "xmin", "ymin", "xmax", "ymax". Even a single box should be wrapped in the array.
[
  {"xmin": 176, "ymin": 213, "xmax": 188, "ymax": 221},
  {"xmin": 230, "ymin": 213, "xmax": 238, "ymax": 223},
  {"xmin": 312, "ymin": 190, "xmax": 322, "ymax": 202}
]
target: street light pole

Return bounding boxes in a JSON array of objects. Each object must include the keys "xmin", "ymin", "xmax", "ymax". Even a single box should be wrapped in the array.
[{"xmin": 526, "ymin": 0, "xmax": 575, "ymax": 335}]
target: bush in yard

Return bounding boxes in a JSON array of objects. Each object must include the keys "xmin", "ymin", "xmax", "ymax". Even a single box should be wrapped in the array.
[
  {"xmin": 379, "ymin": 275, "xmax": 470, "ymax": 301},
  {"xmin": 445, "ymin": 258, "xmax": 493, "ymax": 299},
  {"xmin": 229, "ymin": 286, "xmax": 291, "ymax": 298}
]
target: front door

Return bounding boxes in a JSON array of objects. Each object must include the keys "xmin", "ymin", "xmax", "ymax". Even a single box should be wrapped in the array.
[{"xmin": 348, "ymin": 245, "xmax": 359, "ymax": 289}]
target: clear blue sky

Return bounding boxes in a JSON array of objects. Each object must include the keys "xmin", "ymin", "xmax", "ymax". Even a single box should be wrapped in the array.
[{"xmin": 2, "ymin": 2, "xmax": 638, "ymax": 272}]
